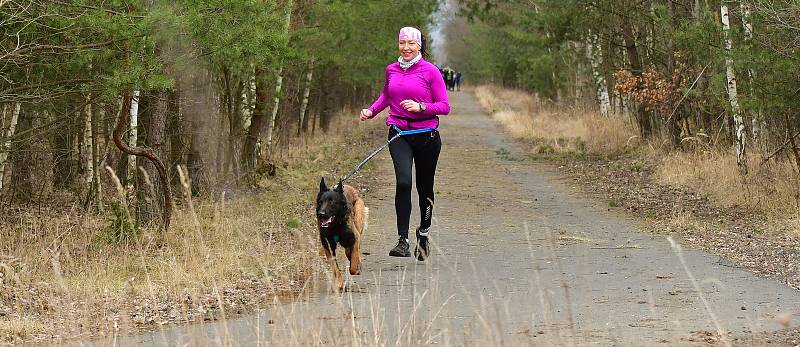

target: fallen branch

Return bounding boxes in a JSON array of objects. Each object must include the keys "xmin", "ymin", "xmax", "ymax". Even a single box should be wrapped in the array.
[{"xmin": 112, "ymin": 91, "xmax": 173, "ymax": 231}]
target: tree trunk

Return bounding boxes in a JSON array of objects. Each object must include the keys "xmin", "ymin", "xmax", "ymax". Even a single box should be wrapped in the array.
[
  {"xmin": 220, "ymin": 68, "xmax": 242, "ymax": 178},
  {"xmin": 11, "ymin": 109, "xmax": 53, "ymax": 201},
  {"xmin": 241, "ymin": 68, "xmax": 269, "ymax": 173},
  {"xmin": 740, "ymin": 1, "xmax": 766, "ymax": 153},
  {"xmin": 187, "ymin": 78, "xmax": 209, "ymax": 195},
  {"xmin": 665, "ymin": 0, "xmax": 682, "ymax": 148},
  {"xmin": 621, "ymin": 17, "xmax": 652, "ymax": 138},
  {"xmin": 264, "ymin": 0, "xmax": 294, "ymax": 162},
  {"xmin": 113, "ymin": 91, "xmax": 173, "ymax": 231},
  {"xmin": 91, "ymin": 99, "xmax": 102, "ymax": 208},
  {"xmin": 721, "ymin": 4, "xmax": 748, "ymax": 175},
  {"xmin": 127, "ymin": 90, "xmax": 140, "ymax": 191},
  {"xmin": 586, "ymin": 33, "xmax": 610, "ymax": 117},
  {"xmin": 0, "ymin": 103, "xmax": 20, "ymax": 191},
  {"xmin": 298, "ymin": 63, "xmax": 314, "ymax": 135},
  {"xmin": 318, "ymin": 67, "xmax": 337, "ymax": 132},
  {"xmin": 215, "ymin": 92, "xmax": 227, "ymax": 177},
  {"xmin": 10, "ymin": 107, "xmax": 32, "ymax": 198},
  {"xmin": 785, "ymin": 114, "xmax": 800, "ymax": 173},
  {"xmin": 136, "ymin": 91, "xmax": 168, "ymax": 225},
  {"xmin": 264, "ymin": 66, "xmax": 284, "ymax": 161},
  {"xmin": 82, "ymin": 93, "xmax": 94, "ymax": 189},
  {"xmin": 167, "ymin": 89, "xmax": 185, "ymax": 191}
]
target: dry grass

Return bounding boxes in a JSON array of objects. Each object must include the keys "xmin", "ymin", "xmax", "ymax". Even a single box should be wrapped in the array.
[
  {"xmin": 653, "ymin": 149, "xmax": 800, "ymax": 218},
  {"xmin": 473, "ymin": 85, "xmax": 638, "ymax": 156},
  {"xmin": 0, "ymin": 320, "xmax": 47, "ymax": 342},
  {"xmin": 0, "ymin": 112, "xmax": 385, "ymax": 344},
  {"xmin": 473, "ymin": 84, "xmax": 800, "ymax": 230}
]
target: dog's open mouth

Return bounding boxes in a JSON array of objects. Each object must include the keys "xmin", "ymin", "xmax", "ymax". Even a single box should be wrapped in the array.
[{"xmin": 320, "ymin": 216, "xmax": 334, "ymax": 228}]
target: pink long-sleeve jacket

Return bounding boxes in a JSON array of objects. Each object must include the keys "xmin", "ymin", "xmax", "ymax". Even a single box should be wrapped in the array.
[{"xmin": 368, "ymin": 58, "xmax": 450, "ymax": 130}]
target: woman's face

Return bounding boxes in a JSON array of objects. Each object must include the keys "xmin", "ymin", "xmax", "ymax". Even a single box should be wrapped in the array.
[{"xmin": 398, "ymin": 39, "xmax": 420, "ymax": 61}]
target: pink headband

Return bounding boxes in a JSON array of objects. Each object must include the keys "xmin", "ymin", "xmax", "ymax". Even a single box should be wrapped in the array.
[{"xmin": 398, "ymin": 27, "xmax": 422, "ymax": 46}]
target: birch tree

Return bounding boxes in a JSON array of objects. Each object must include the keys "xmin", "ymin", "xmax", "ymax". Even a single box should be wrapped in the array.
[
  {"xmin": 128, "ymin": 90, "xmax": 141, "ymax": 191},
  {"xmin": 721, "ymin": 3, "xmax": 748, "ymax": 175},
  {"xmin": 586, "ymin": 33, "xmax": 611, "ymax": 117},
  {"xmin": 82, "ymin": 94, "xmax": 95, "ymax": 200},
  {"xmin": 0, "ymin": 103, "xmax": 20, "ymax": 191},
  {"xmin": 264, "ymin": 66, "xmax": 284, "ymax": 161},
  {"xmin": 264, "ymin": 0, "xmax": 294, "ymax": 162},
  {"xmin": 298, "ymin": 61, "xmax": 314, "ymax": 134}
]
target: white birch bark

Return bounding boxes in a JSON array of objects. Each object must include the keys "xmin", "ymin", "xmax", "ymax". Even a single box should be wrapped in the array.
[
  {"xmin": 242, "ymin": 70, "xmax": 256, "ymax": 130},
  {"xmin": 92, "ymin": 105, "xmax": 103, "ymax": 207},
  {"xmin": 128, "ymin": 90, "xmax": 140, "ymax": 190},
  {"xmin": 0, "ymin": 103, "xmax": 20, "ymax": 190},
  {"xmin": 586, "ymin": 33, "xmax": 611, "ymax": 117},
  {"xmin": 82, "ymin": 95, "xmax": 94, "ymax": 185},
  {"xmin": 721, "ymin": 4, "xmax": 748, "ymax": 174},
  {"xmin": 298, "ymin": 63, "xmax": 314, "ymax": 134},
  {"xmin": 265, "ymin": 66, "xmax": 283, "ymax": 159},
  {"xmin": 646, "ymin": 4, "xmax": 657, "ymax": 69},
  {"xmin": 264, "ymin": 0, "xmax": 293, "ymax": 159}
]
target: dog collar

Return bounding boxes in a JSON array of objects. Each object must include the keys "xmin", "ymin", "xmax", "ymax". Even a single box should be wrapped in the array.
[{"xmin": 333, "ymin": 234, "xmax": 340, "ymax": 243}]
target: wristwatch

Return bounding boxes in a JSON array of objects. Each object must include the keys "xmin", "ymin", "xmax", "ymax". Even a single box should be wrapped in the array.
[{"xmin": 419, "ymin": 102, "xmax": 426, "ymax": 112}]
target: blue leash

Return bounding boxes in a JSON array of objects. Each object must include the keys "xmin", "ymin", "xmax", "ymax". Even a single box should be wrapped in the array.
[
  {"xmin": 339, "ymin": 125, "xmax": 435, "ymax": 184},
  {"xmin": 393, "ymin": 125, "xmax": 435, "ymax": 135}
]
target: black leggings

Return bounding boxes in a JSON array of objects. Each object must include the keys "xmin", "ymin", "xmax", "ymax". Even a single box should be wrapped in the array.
[{"xmin": 388, "ymin": 127, "xmax": 441, "ymax": 239}]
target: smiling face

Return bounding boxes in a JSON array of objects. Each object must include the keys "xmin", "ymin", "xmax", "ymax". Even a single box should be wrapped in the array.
[{"xmin": 398, "ymin": 39, "xmax": 420, "ymax": 62}]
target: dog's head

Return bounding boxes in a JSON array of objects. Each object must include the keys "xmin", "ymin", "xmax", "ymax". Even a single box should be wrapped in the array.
[{"xmin": 316, "ymin": 177, "xmax": 349, "ymax": 229}]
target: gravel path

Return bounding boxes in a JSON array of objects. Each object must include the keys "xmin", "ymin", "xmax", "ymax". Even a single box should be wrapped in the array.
[{"xmin": 83, "ymin": 92, "xmax": 800, "ymax": 346}]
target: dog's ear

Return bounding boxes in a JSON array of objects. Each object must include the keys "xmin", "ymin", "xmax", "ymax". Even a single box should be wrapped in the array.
[
  {"xmin": 319, "ymin": 177, "xmax": 328, "ymax": 192},
  {"xmin": 334, "ymin": 179, "xmax": 344, "ymax": 193}
]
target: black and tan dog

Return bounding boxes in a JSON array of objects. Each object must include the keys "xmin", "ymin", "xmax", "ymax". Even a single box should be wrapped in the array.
[{"xmin": 316, "ymin": 178, "xmax": 368, "ymax": 290}]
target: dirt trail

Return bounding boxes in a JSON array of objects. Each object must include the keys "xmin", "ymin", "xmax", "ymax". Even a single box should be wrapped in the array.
[{"xmin": 85, "ymin": 92, "xmax": 799, "ymax": 346}]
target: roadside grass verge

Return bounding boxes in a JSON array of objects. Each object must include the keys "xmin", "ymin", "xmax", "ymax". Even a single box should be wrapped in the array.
[
  {"xmin": 0, "ymin": 112, "xmax": 385, "ymax": 344},
  {"xmin": 651, "ymin": 148, "xmax": 800, "ymax": 218},
  {"xmin": 473, "ymin": 85, "xmax": 637, "ymax": 157},
  {"xmin": 473, "ymin": 84, "xmax": 800, "ymax": 226}
]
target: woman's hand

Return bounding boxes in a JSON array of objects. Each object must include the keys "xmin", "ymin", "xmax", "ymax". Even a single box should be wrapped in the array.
[
  {"xmin": 400, "ymin": 100, "xmax": 422, "ymax": 113},
  {"xmin": 360, "ymin": 109, "xmax": 373, "ymax": 121}
]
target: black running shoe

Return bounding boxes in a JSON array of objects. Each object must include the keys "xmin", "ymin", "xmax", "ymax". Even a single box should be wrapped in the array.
[
  {"xmin": 415, "ymin": 227, "xmax": 429, "ymax": 261},
  {"xmin": 389, "ymin": 238, "xmax": 411, "ymax": 257}
]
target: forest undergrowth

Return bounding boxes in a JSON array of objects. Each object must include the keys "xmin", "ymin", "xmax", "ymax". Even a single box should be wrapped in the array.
[{"xmin": 0, "ymin": 113, "xmax": 384, "ymax": 344}]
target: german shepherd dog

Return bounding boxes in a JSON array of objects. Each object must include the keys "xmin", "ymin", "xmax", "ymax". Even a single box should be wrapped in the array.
[{"xmin": 316, "ymin": 178, "xmax": 368, "ymax": 290}]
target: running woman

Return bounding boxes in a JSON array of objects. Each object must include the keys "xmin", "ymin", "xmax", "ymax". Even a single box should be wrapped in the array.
[{"xmin": 359, "ymin": 26, "xmax": 450, "ymax": 260}]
